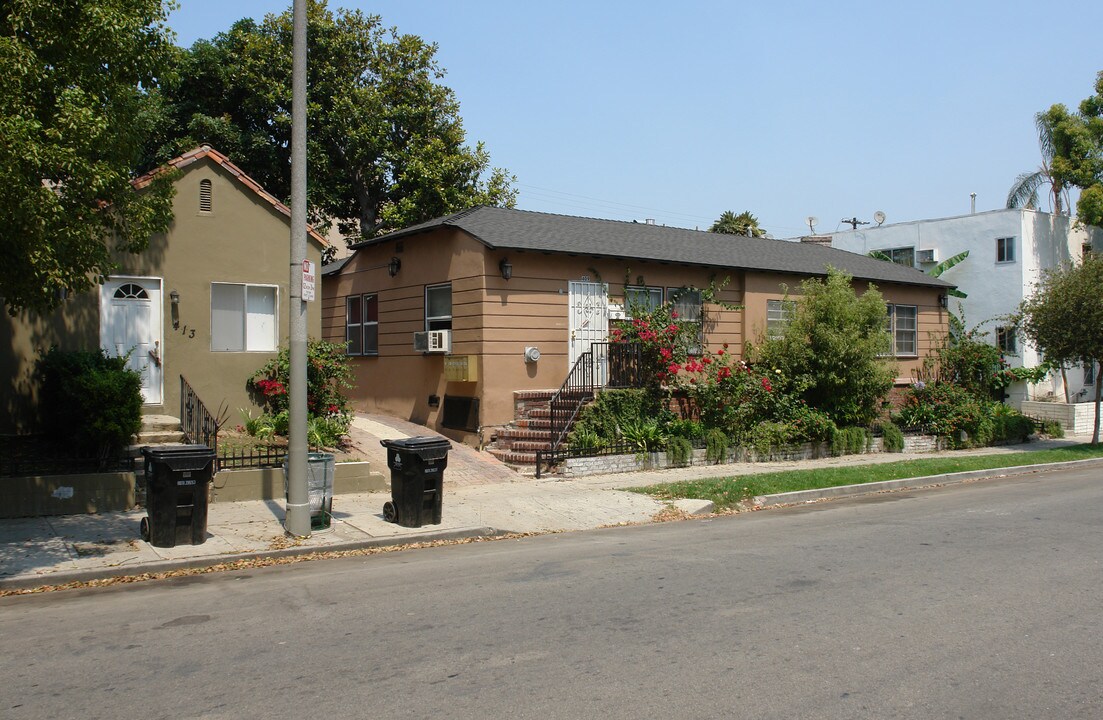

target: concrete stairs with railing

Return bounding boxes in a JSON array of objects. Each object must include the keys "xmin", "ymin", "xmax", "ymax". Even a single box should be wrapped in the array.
[
  {"xmin": 126, "ymin": 414, "xmax": 187, "ymax": 457},
  {"xmin": 485, "ymin": 390, "xmax": 593, "ymax": 468}
]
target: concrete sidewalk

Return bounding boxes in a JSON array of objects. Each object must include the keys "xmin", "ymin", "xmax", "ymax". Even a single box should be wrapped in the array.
[{"xmin": 0, "ymin": 429, "xmax": 1095, "ymax": 591}]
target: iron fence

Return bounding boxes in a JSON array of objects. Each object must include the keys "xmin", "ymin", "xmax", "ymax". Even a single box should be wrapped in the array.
[{"xmin": 180, "ymin": 375, "xmax": 220, "ymax": 454}]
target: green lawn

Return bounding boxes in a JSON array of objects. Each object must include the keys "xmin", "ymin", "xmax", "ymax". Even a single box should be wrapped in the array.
[{"xmin": 630, "ymin": 444, "xmax": 1103, "ymax": 510}]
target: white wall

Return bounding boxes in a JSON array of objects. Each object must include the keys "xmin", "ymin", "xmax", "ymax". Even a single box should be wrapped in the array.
[{"xmin": 828, "ymin": 209, "xmax": 1103, "ymax": 406}]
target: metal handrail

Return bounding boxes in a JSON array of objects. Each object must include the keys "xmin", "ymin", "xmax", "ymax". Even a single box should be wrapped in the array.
[{"xmin": 180, "ymin": 375, "xmax": 220, "ymax": 456}]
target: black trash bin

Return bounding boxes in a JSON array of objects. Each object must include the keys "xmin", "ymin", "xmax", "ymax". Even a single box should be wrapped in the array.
[
  {"xmin": 139, "ymin": 445, "xmax": 216, "ymax": 547},
  {"xmin": 379, "ymin": 436, "xmax": 451, "ymax": 528}
]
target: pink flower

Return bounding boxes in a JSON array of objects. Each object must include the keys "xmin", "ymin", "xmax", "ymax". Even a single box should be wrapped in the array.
[
  {"xmin": 668, "ymin": 363, "xmax": 681, "ymax": 374},
  {"xmin": 671, "ymin": 311, "xmax": 679, "ymax": 319}
]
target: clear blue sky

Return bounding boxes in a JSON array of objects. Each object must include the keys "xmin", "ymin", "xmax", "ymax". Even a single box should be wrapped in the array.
[{"xmin": 168, "ymin": 0, "xmax": 1103, "ymax": 238}]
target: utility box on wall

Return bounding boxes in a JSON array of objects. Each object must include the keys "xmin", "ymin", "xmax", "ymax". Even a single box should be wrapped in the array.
[{"xmin": 444, "ymin": 355, "xmax": 478, "ymax": 382}]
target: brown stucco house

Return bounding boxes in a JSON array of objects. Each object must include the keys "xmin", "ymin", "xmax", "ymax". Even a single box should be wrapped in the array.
[
  {"xmin": 0, "ymin": 146, "xmax": 327, "ymax": 434},
  {"xmin": 321, "ymin": 206, "xmax": 953, "ymax": 452}
]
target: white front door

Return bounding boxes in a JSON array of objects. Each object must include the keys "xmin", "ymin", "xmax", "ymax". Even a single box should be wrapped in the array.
[
  {"xmin": 568, "ymin": 281, "xmax": 609, "ymax": 381},
  {"xmin": 100, "ymin": 278, "xmax": 163, "ymax": 404}
]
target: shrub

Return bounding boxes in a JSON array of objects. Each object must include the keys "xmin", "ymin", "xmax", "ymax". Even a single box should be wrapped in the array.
[
  {"xmin": 666, "ymin": 436, "xmax": 693, "ymax": 467},
  {"xmin": 569, "ymin": 389, "xmax": 665, "ymax": 443},
  {"xmin": 1040, "ymin": 419, "xmax": 1065, "ymax": 438},
  {"xmin": 620, "ymin": 417, "xmax": 667, "ymax": 452},
  {"xmin": 667, "ymin": 418, "xmax": 704, "ymax": 443},
  {"xmin": 249, "ymin": 340, "xmax": 353, "ymax": 442},
  {"xmin": 568, "ymin": 426, "xmax": 603, "ymax": 453},
  {"xmin": 879, "ymin": 421, "xmax": 905, "ymax": 452},
  {"xmin": 38, "ymin": 347, "xmax": 143, "ymax": 456},
  {"xmin": 705, "ymin": 428, "xmax": 729, "ymax": 463},
  {"xmin": 831, "ymin": 427, "xmax": 869, "ymax": 456}
]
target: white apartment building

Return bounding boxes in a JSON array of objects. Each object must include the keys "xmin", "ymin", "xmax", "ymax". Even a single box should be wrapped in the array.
[{"xmin": 827, "ymin": 208, "xmax": 1103, "ymax": 408}]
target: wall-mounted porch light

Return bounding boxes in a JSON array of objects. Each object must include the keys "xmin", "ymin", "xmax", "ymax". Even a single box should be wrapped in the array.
[
  {"xmin": 499, "ymin": 258, "xmax": 513, "ymax": 280},
  {"xmin": 387, "ymin": 256, "xmax": 401, "ymax": 277},
  {"xmin": 169, "ymin": 289, "xmax": 181, "ymax": 329},
  {"xmin": 938, "ymin": 294, "xmax": 948, "ymax": 309}
]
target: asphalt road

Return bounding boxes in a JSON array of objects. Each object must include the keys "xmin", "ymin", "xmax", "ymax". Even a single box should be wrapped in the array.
[{"xmin": 2, "ymin": 467, "xmax": 1101, "ymax": 719}]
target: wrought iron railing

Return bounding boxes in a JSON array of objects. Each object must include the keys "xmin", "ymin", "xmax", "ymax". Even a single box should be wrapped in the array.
[
  {"xmin": 536, "ymin": 342, "xmax": 647, "ymax": 477},
  {"xmin": 180, "ymin": 375, "xmax": 220, "ymax": 455}
]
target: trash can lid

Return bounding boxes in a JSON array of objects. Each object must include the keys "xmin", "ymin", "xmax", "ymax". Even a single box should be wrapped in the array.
[
  {"xmin": 380, "ymin": 436, "xmax": 452, "ymax": 451},
  {"xmin": 141, "ymin": 444, "xmax": 215, "ymax": 459}
]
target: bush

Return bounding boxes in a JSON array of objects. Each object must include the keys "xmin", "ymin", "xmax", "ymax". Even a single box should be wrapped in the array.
[
  {"xmin": 1040, "ymin": 419, "xmax": 1065, "ymax": 438},
  {"xmin": 667, "ymin": 418, "xmax": 704, "ymax": 443},
  {"xmin": 705, "ymin": 428, "xmax": 729, "ymax": 463},
  {"xmin": 666, "ymin": 436, "xmax": 693, "ymax": 466},
  {"xmin": 248, "ymin": 340, "xmax": 353, "ymax": 446},
  {"xmin": 569, "ymin": 389, "xmax": 665, "ymax": 443},
  {"xmin": 831, "ymin": 427, "xmax": 869, "ymax": 456},
  {"xmin": 879, "ymin": 421, "xmax": 905, "ymax": 453},
  {"xmin": 38, "ymin": 347, "xmax": 142, "ymax": 456}
]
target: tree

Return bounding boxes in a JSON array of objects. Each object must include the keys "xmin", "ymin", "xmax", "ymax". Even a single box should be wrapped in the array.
[
  {"xmin": 0, "ymin": 0, "xmax": 177, "ymax": 314},
  {"xmin": 1044, "ymin": 71, "xmax": 1103, "ymax": 229},
  {"xmin": 150, "ymin": 1, "xmax": 516, "ymax": 244},
  {"xmin": 1018, "ymin": 255, "xmax": 1103, "ymax": 444},
  {"xmin": 1006, "ymin": 110, "xmax": 1072, "ymax": 214},
  {"xmin": 868, "ymin": 249, "xmax": 970, "ymax": 298},
  {"xmin": 750, "ymin": 268, "xmax": 896, "ymax": 427},
  {"xmin": 710, "ymin": 210, "xmax": 765, "ymax": 237}
]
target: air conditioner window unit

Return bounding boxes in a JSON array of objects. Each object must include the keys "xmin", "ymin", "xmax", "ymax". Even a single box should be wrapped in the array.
[
  {"xmin": 916, "ymin": 248, "xmax": 938, "ymax": 264},
  {"xmin": 414, "ymin": 329, "xmax": 452, "ymax": 353}
]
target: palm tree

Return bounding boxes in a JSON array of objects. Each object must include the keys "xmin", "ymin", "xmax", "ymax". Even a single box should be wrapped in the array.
[
  {"xmin": 1006, "ymin": 111, "xmax": 1071, "ymax": 214},
  {"xmin": 710, "ymin": 210, "xmax": 765, "ymax": 237}
]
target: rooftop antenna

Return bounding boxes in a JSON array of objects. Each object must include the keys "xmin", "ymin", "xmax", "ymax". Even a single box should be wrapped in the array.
[
  {"xmin": 842, "ymin": 216, "xmax": 870, "ymax": 230},
  {"xmin": 806, "ymin": 216, "xmax": 818, "ymax": 234},
  {"xmin": 873, "ymin": 210, "xmax": 886, "ymax": 226}
]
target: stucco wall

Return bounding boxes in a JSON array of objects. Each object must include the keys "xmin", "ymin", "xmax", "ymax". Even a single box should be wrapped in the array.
[{"xmin": 0, "ymin": 157, "xmax": 325, "ymax": 434}]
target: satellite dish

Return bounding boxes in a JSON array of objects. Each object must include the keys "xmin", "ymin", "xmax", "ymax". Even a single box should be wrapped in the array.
[
  {"xmin": 873, "ymin": 210, "xmax": 886, "ymax": 226},
  {"xmin": 806, "ymin": 216, "xmax": 819, "ymax": 233}
]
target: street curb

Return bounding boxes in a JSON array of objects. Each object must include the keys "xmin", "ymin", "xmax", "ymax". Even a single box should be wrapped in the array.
[
  {"xmin": 752, "ymin": 457, "xmax": 1103, "ymax": 508},
  {"xmin": 0, "ymin": 525, "xmax": 502, "ymax": 592}
]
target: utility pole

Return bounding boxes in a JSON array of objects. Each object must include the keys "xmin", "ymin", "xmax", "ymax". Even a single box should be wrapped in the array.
[
  {"xmin": 285, "ymin": 0, "xmax": 310, "ymax": 537},
  {"xmin": 841, "ymin": 217, "xmax": 870, "ymax": 230}
]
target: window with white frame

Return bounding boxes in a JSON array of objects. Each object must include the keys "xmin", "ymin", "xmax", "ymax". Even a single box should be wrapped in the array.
[
  {"xmin": 883, "ymin": 247, "xmax": 916, "ymax": 268},
  {"xmin": 766, "ymin": 299, "xmax": 795, "ymax": 338},
  {"xmin": 1085, "ymin": 362, "xmax": 1095, "ymax": 387},
  {"xmin": 996, "ymin": 237, "xmax": 1016, "ymax": 263},
  {"xmin": 996, "ymin": 326, "xmax": 1017, "ymax": 354},
  {"xmin": 211, "ymin": 283, "xmax": 277, "ymax": 352},
  {"xmin": 425, "ymin": 283, "xmax": 452, "ymax": 331},
  {"xmin": 346, "ymin": 294, "xmax": 378, "ymax": 355},
  {"xmin": 887, "ymin": 304, "xmax": 918, "ymax": 356},
  {"xmin": 624, "ymin": 286, "xmax": 663, "ymax": 317}
]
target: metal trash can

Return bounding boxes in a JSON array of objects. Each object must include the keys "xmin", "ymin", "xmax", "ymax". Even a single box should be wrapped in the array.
[
  {"xmin": 283, "ymin": 452, "xmax": 335, "ymax": 530},
  {"xmin": 379, "ymin": 437, "xmax": 451, "ymax": 527},
  {"xmin": 139, "ymin": 445, "xmax": 216, "ymax": 547}
]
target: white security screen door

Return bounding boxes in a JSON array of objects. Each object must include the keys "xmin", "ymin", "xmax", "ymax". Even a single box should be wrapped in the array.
[
  {"xmin": 100, "ymin": 278, "xmax": 163, "ymax": 404},
  {"xmin": 568, "ymin": 281, "xmax": 609, "ymax": 380}
]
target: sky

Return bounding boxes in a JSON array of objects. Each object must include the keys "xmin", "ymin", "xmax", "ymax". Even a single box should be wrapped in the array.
[{"xmin": 167, "ymin": 0, "xmax": 1103, "ymax": 238}]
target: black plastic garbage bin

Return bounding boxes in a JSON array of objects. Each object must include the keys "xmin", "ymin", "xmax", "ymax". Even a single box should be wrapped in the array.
[
  {"xmin": 379, "ymin": 436, "xmax": 451, "ymax": 528},
  {"xmin": 139, "ymin": 445, "xmax": 216, "ymax": 547}
]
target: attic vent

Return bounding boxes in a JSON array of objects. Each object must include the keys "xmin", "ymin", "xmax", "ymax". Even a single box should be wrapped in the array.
[{"xmin": 199, "ymin": 179, "xmax": 213, "ymax": 213}]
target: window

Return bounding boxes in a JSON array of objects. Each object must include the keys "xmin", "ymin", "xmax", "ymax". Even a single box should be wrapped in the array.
[
  {"xmin": 668, "ymin": 287, "xmax": 703, "ymax": 353},
  {"xmin": 1083, "ymin": 243, "xmax": 1095, "ymax": 262},
  {"xmin": 766, "ymin": 299, "xmax": 795, "ymax": 338},
  {"xmin": 996, "ymin": 237, "xmax": 1016, "ymax": 263},
  {"xmin": 211, "ymin": 283, "xmax": 277, "ymax": 352},
  {"xmin": 886, "ymin": 304, "xmax": 918, "ymax": 356},
  {"xmin": 199, "ymin": 179, "xmax": 213, "ymax": 213},
  {"xmin": 882, "ymin": 247, "xmax": 915, "ymax": 268},
  {"xmin": 425, "ymin": 283, "xmax": 452, "ymax": 331},
  {"xmin": 346, "ymin": 294, "xmax": 378, "ymax": 355},
  {"xmin": 624, "ymin": 286, "xmax": 663, "ymax": 317},
  {"xmin": 996, "ymin": 326, "xmax": 1017, "ymax": 354},
  {"xmin": 1085, "ymin": 362, "xmax": 1095, "ymax": 387}
]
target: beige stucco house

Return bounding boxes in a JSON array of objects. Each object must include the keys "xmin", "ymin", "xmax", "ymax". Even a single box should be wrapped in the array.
[
  {"xmin": 322, "ymin": 206, "xmax": 953, "ymax": 448},
  {"xmin": 1, "ymin": 146, "xmax": 327, "ymax": 434}
]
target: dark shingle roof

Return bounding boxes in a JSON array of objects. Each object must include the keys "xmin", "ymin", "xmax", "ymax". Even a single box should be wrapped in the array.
[{"xmin": 351, "ymin": 206, "xmax": 953, "ymax": 289}]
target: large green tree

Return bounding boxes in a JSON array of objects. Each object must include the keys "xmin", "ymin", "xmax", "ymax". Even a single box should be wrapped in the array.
[
  {"xmin": 0, "ymin": 0, "xmax": 177, "ymax": 314},
  {"xmin": 710, "ymin": 210, "xmax": 766, "ymax": 237},
  {"xmin": 1018, "ymin": 255, "xmax": 1103, "ymax": 444},
  {"xmin": 1044, "ymin": 71, "xmax": 1103, "ymax": 229},
  {"xmin": 749, "ymin": 268, "xmax": 895, "ymax": 427},
  {"xmin": 150, "ymin": 1, "xmax": 516, "ymax": 244}
]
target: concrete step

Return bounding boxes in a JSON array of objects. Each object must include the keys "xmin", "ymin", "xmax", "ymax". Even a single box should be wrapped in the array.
[
  {"xmin": 137, "ymin": 430, "xmax": 186, "ymax": 444},
  {"xmin": 140, "ymin": 414, "xmax": 182, "ymax": 432}
]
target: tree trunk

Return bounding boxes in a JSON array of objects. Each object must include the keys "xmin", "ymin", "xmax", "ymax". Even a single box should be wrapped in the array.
[
  {"xmin": 1094, "ymin": 363, "xmax": 1102, "ymax": 445},
  {"xmin": 1062, "ymin": 367, "xmax": 1070, "ymax": 404}
]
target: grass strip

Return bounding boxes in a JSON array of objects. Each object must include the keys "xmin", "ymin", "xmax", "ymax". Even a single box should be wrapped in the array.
[{"xmin": 630, "ymin": 444, "xmax": 1103, "ymax": 510}]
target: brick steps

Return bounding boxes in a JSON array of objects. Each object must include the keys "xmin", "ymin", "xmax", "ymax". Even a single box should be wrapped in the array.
[{"xmin": 486, "ymin": 390, "xmax": 592, "ymax": 470}]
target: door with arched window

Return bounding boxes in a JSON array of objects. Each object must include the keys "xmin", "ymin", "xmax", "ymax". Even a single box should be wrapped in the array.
[{"xmin": 100, "ymin": 278, "xmax": 163, "ymax": 404}]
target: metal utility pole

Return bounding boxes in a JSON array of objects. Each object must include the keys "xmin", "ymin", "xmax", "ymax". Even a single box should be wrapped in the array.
[
  {"xmin": 285, "ymin": 0, "xmax": 310, "ymax": 537},
  {"xmin": 841, "ymin": 216, "xmax": 869, "ymax": 230}
]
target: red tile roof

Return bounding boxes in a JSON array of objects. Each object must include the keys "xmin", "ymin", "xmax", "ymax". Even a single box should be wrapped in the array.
[{"xmin": 132, "ymin": 145, "xmax": 329, "ymax": 247}]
